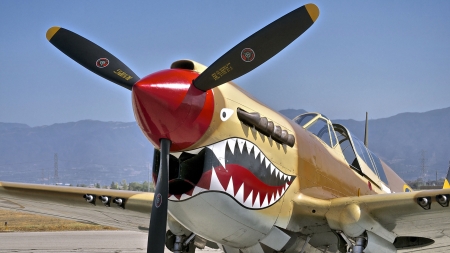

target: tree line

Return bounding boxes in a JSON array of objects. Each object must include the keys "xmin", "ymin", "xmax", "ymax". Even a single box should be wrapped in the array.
[{"xmin": 76, "ymin": 179, "xmax": 155, "ymax": 192}]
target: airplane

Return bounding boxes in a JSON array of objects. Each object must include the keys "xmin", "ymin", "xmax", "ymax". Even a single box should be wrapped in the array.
[{"xmin": 1, "ymin": 3, "xmax": 450, "ymax": 253}]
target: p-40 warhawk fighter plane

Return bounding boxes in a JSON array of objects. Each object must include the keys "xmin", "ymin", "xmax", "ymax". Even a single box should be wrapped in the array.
[{"xmin": 1, "ymin": 3, "xmax": 450, "ymax": 253}]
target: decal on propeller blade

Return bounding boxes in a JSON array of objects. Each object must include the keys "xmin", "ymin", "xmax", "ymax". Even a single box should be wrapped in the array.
[
  {"xmin": 241, "ymin": 48, "xmax": 255, "ymax": 62},
  {"xmin": 95, "ymin": 58, "xmax": 109, "ymax": 68},
  {"xmin": 155, "ymin": 193, "xmax": 162, "ymax": 208}
]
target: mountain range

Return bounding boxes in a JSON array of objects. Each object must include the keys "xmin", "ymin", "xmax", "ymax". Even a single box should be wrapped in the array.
[
  {"xmin": 0, "ymin": 121, "xmax": 153, "ymax": 186},
  {"xmin": 1, "ymin": 107, "xmax": 449, "ymax": 185}
]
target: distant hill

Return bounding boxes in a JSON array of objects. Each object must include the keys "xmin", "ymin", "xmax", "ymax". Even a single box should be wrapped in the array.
[
  {"xmin": 350, "ymin": 108, "xmax": 450, "ymax": 180},
  {"xmin": 0, "ymin": 121, "xmax": 153, "ymax": 186},
  {"xmin": 278, "ymin": 109, "xmax": 307, "ymax": 120},
  {"xmin": 1, "ymin": 107, "xmax": 449, "ymax": 185},
  {"xmin": 0, "ymin": 123, "xmax": 30, "ymax": 131}
]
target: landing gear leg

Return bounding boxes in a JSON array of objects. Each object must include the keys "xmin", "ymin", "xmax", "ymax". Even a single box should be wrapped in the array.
[
  {"xmin": 351, "ymin": 237, "xmax": 366, "ymax": 253},
  {"xmin": 166, "ymin": 230, "xmax": 197, "ymax": 253},
  {"xmin": 173, "ymin": 235, "xmax": 184, "ymax": 253}
]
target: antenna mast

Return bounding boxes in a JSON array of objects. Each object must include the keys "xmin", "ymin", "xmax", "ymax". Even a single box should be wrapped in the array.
[{"xmin": 364, "ymin": 112, "xmax": 369, "ymax": 147}]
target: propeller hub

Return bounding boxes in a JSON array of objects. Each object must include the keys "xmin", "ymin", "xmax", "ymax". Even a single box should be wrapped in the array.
[{"xmin": 132, "ymin": 69, "xmax": 214, "ymax": 151}]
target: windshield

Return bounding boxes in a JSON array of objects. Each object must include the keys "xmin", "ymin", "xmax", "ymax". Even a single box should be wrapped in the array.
[
  {"xmin": 293, "ymin": 113, "xmax": 317, "ymax": 127},
  {"xmin": 295, "ymin": 113, "xmax": 338, "ymax": 148},
  {"xmin": 350, "ymin": 133, "xmax": 389, "ymax": 185},
  {"xmin": 306, "ymin": 118, "xmax": 333, "ymax": 147}
]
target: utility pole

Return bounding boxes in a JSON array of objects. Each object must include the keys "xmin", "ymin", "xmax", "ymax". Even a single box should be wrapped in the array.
[
  {"xmin": 54, "ymin": 153, "xmax": 59, "ymax": 185},
  {"xmin": 420, "ymin": 150, "xmax": 428, "ymax": 182},
  {"xmin": 148, "ymin": 162, "xmax": 150, "ymax": 192}
]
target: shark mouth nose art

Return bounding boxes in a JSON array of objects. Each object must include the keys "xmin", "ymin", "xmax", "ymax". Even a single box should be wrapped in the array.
[{"xmin": 153, "ymin": 138, "xmax": 296, "ymax": 209}]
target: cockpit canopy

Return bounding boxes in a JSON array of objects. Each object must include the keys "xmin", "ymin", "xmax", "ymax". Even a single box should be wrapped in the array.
[
  {"xmin": 293, "ymin": 112, "xmax": 390, "ymax": 191},
  {"xmin": 333, "ymin": 124, "xmax": 389, "ymax": 186}
]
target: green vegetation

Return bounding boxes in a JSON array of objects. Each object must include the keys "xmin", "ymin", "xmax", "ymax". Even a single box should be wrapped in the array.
[
  {"xmin": 406, "ymin": 178, "xmax": 445, "ymax": 190},
  {"xmin": 77, "ymin": 180, "xmax": 155, "ymax": 192}
]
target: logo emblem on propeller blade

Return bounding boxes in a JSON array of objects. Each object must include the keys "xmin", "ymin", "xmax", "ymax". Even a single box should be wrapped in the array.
[
  {"xmin": 155, "ymin": 193, "xmax": 162, "ymax": 208},
  {"xmin": 96, "ymin": 58, "xmax": 109, "ymax": 68},
  {"xmin": 241, "ymin": 48, "xmax": 255, "ymax": 62}
]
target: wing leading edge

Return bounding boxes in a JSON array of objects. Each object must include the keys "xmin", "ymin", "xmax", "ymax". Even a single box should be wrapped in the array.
[
  {"xmin": 290, "ymin": 189, "xmax": 450, "ymax": 252},
  {"xmin": 0, "ymin": 181, "xmax": 153, "ymax": 231}
]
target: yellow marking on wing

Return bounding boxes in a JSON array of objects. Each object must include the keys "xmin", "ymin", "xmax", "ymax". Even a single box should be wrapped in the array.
[
  {"xmin": 305, "ymin": 4, "xmax": 319, "ymax": 22},
  {"xmin": 443, "ymin": 179, "xmax": 450, "ymax": 189},
  {"xmin": 403, "ymin": 184, "xmax": 413, "ymax": 192},
  {"xmin": 46, "ymin": 27, "xmax": 61, "ymax": 41},
  {"xmin": 126, "ymin": 192, "xmax": 154, "ymax": 213}
]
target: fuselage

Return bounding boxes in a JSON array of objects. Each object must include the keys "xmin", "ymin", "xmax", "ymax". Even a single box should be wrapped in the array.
[{"xmin": 131, "ymin": 60, "xmax": 409, "ymax": 249}]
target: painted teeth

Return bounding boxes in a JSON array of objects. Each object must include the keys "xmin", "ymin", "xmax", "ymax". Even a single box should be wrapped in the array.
[
  {"xmin": 253, "ymin": 146, "xmax": 261, "ymax": 159},
  {"xmin": 245, "ymin": 141, "xmax": 253, "ymax": 154},
  {"xmin": 269, "ymin": 193, "xmax": 275, "ymax": 205},
  {"xmin": 168, "ymin": 138, "xmax": 294, "ymax": 209},
  {"xmin": 206, "ymin": 138, "xmax": 290, "ymax": 183},
  {"xmin": 237, "ymin": 139, "xmax": 245, "ymax": 154},
  {"xmin": 259, "ymin": 153, "xmax": 265, "ymax": 163},
  {"xmin": 225, "ymin": 176, "xmax": 234, "ymax": 196},
  {"xmin": 227, "ymin": 139, "xmax": 237, "ymax": 155},
  {"xmin": 193, "ymin": 186, "xmax": 206, "ymax": 195},
  {"xmin": 235, "ymin": 183, "xmax": 244, "ymax": 204},
  {"xmin": 253, "ymin": 192, "xmax": 261, "ymax": 208},
  {"xmin": 210, "ymin": 168, "xmax": 223, "ymax": 192},
  {"xmin": 243, "ymin": 190, "xmax": 253, "ymax": 207},
  {"xmin": 265, "ymin": 157, "xmax": 270, "ymax": 169},
  {"xmin": 184, "ymin": 147, "xmax": 203, "ymax": 155},
  {"xmin": 207, "ymin": 140, "xmax": 228, "ymax": 168},
  {"xmin": 261, "ymin": 194, "xmax": 269, "ymax": 207},
  {"xmin": 207, "ymin": 167, "xmax": 289, "ymax": 209},
  {"xmin": 171, "ymin": 152, "xmax": 182, "ymax": 158}
]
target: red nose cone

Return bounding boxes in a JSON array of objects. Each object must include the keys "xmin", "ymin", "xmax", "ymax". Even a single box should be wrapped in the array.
[{"xmin": 132, "ymin": 69, "xmax": 214, "ymax": 151}]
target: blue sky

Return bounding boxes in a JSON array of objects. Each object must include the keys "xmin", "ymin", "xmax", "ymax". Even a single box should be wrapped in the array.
[{"xmin": 1, "ymin": 1, "xmax": 449, "ymax": 126}]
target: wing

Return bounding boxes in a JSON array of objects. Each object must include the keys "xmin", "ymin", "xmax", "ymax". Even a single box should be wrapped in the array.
[
  {"xmin": 0, "ymin": 181, "xmax": 153, "ymax": 232},
  {"xmin": 292, "ymin": 189, "xmax": 450, "ymax": 252}
]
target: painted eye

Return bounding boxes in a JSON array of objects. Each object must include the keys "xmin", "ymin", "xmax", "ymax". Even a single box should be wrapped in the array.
[{"xmin": 220, "ymin": 108, "xmax": 234, "ymax": 121}]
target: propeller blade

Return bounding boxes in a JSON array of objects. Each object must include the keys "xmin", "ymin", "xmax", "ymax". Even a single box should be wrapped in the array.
[
  {"xmin": 147, "ymin": 139, "xmax": 171, "ymax": 253},
  {"xmin": 46, "ymin": 27, "xmax": 140, "ymax": 90},
  {"xmin": 193, "ymin": 3, "xmax": 319, "ymax": 91}
]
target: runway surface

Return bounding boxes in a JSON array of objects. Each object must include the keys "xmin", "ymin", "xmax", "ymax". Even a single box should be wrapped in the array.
[{"xmin": 0, "ymin": 230, "xmax": 223, "ymax": 253}]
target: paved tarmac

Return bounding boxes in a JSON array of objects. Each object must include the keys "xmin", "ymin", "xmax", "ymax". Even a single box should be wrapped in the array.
[{"xmin": 0, "ymin": 230, "xmax": 223, "ymax": 253}]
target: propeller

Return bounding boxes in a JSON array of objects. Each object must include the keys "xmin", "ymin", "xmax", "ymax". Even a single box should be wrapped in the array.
[
  {"xmin": 46, "ymin": 27, "xmax": 140, "ymax": 90},
  {"xmin": 147, "ymin": 138, "xmax": 171, "ymax": 253},
  {"xmin": 193, "ymin": 3, "xmax": 319, "ymax": 91}
]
